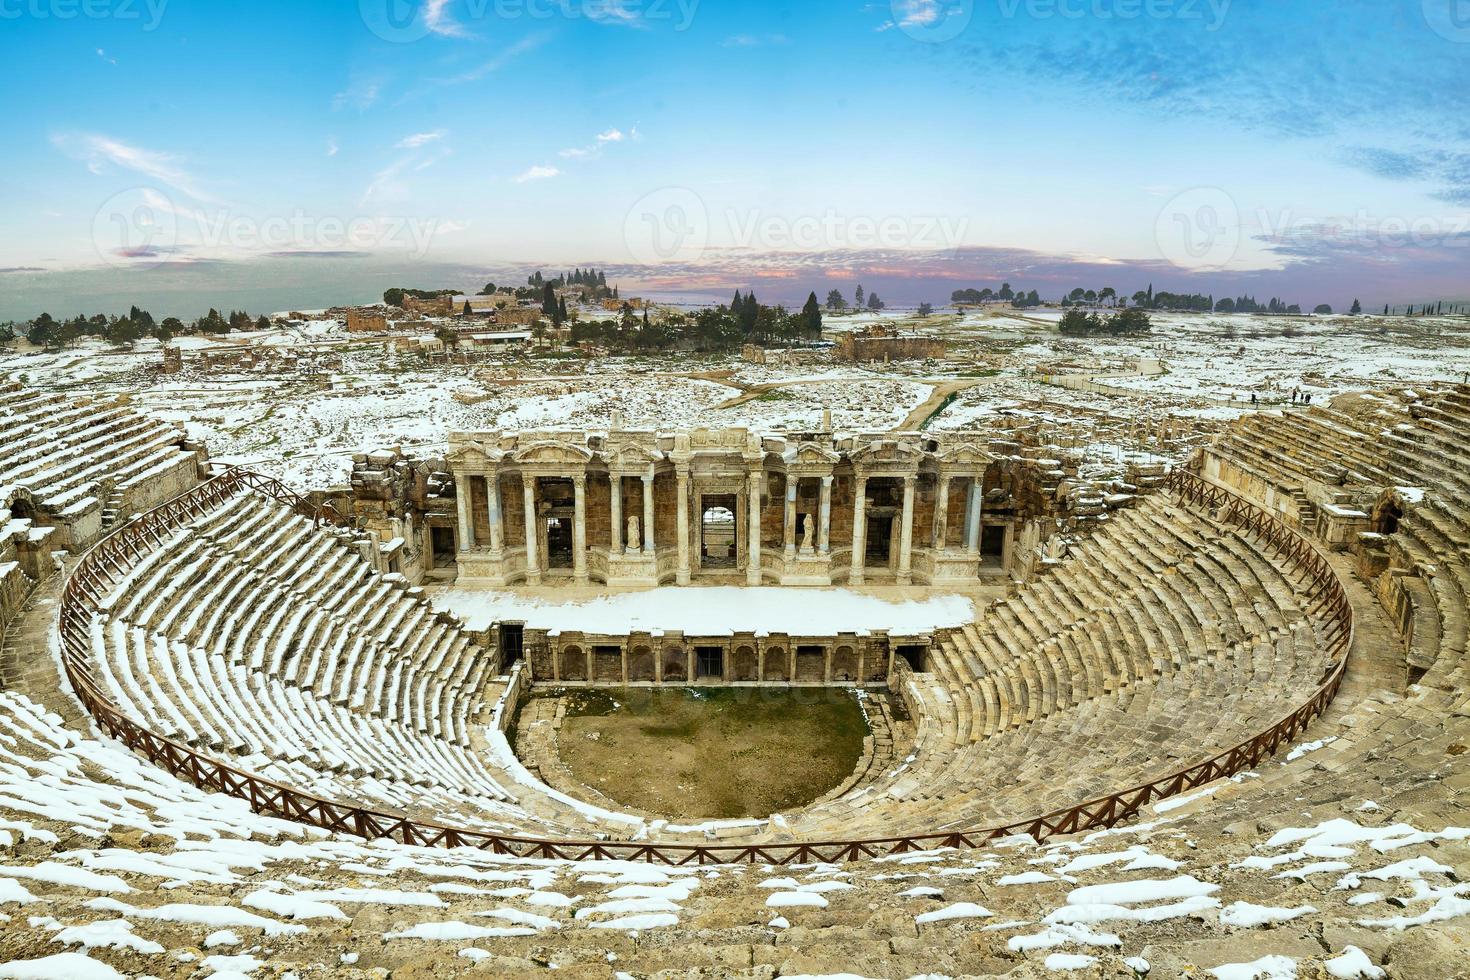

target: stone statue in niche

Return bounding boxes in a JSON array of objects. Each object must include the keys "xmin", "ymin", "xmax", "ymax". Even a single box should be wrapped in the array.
[
  {"xmin": 800, "ymin": 513, "xmax": 815, "ymax": 553},
  {"xmin": 1042, "ymin": 534, "xmax": 1067, "ymax": 563},
  {"xmin": 626, "ymin": 516, "xmax": 641, "ymax": 553}
]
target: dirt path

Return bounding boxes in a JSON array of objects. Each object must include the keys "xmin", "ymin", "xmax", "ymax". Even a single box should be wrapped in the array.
[{"xmin": 899, "ymin": 379, "xmax": 981, "ymax": 429}]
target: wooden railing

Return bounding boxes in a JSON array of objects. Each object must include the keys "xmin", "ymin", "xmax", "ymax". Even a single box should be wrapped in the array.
[{"xmin": 56, "ymin": 467, "xmax": 1354, "ymax": 864}]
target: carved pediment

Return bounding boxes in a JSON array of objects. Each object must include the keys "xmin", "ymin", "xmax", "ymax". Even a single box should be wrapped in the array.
[
  {"xmin": 445, "ymin": 441, "xmax": 505, "ymax": 469},
  {"xmin": 605, "ymin": 442, "xmax": 664, "ymax": 470},
  {"xmin": 512, "ymin": 440, "xmax": 595, "ymax": 466},
  {"xmin": 937, "ymin": 443, "xmax": 995, "ymax": 469},
  {"xmin": 785, "ymin": 442, "xmax": 841, "ymax": 469},
  {"xmin": 848, "ymin": 439, "xmax": 924, "ymax": 466}
]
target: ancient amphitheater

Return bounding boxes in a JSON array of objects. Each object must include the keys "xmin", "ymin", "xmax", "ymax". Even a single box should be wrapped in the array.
[{"xmin": 1, "ymin": 375, "xmax": 1467, "ymax": 978}]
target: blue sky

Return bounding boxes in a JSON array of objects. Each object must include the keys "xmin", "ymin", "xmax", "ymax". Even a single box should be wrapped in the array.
[{"xmin": 2, "ymin": 0, "xmax": 1469, "ymax": 315}]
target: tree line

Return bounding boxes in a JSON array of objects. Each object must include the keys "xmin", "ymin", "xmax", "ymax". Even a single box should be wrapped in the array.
[
  {"xmin": 823, "ymin": 283, "xmax": 886, "ymax": 311},
  {"xmin": 560, "ymin": 291, "xmax": 824, "ymax": 354},
  {"xmin": 6, "ymin": 306, "xmax": 272, "ymax": 352},
  {"xmin": 1058, "ymin": 307, "xmax": 1152, "ymax": 336}
]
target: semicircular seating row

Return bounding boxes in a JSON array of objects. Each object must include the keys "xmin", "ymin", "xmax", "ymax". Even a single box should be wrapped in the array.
[
  {"xmin": 82, "ymin": 467, "xmax": 1341, "ymax": 843},
  {"xmin": 0, "ymin": 380, "xmax": 196, "ymax": 529},
  {"xmin": 1188, "ymin": 385, "xmax": 1470, "ymax": 823},
  {"xmin": 778, "ymin": 492, "xmax": 1336, "ymax": 840}
]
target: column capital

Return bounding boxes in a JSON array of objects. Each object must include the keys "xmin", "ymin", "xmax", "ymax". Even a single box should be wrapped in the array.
[
  {"xmin": 821, "ymin": 474, "xmax": 834, "ymax": 486},
  {"xmin": 572, "ymin": 473, "xmax": 587, "ymax": 488}
]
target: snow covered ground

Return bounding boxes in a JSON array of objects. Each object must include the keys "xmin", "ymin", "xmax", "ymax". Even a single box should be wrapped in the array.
[
  {"xmin": 432, "ymin": 586, "xmax": 979, "ymax": 637},
  {"xmin": 4, "ymin": 308, "xmax": 1466, "ymax": 494}
]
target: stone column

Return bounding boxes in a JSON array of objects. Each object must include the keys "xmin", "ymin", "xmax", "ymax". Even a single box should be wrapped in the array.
[
  {"xmin": 849, "ymin": 474, "xmax": 868, "ymax": 585},
  {"xmin": 609, "ymin": 474, "xmax": 623, "ymax": 555},
  {"xmin": 486, "ymin": 473, "xmax": 504, "ymax": 557},
  {"xmin": 572, "ymin": 474, "xmax": 588, "ymax": 584},
  {"xmin": 783, "ymin": 477, "xmax": 798, "ymax": 560},
  {"xmin": 747, "ymin": 469, "xmax": 763, "ymax": 586},
  {"xmin": 933, "ymin": 475, "xmax": 949, "ymax": 551},
  {"xmin": 965, "ymin": 477, "xmax": 982, "ymax": 556},
  {"xmin": 522, "ymin": 476, "xmax": 541, "ymax": 584},
  {"xmin": 676, "ymin": 468, "xmax": 691, "ymax": 585},
  {"xmin": 641, "ymin": 472, "xmax": 656, "ymax": 553},
  {"xmin": 898, "ymin": 476, "xmax": 916, "ymax": 585},
  {"xmin": 454, "ymin": 472, "xmax": 474, "ymax": 551},
  {"xmin": 818, "ymin": 475, "xmax": 833, "ymax": 555}
]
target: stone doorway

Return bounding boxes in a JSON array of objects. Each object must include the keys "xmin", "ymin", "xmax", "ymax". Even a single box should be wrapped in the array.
[
  {"xmin": 545, "ymin": 517, "xmax": 573, "ymax": 569},
  {"xmin": 499, "ymin": 623, "xmax": 524, "ymax": 664},
  {"xmin": 700, "ymin": 497, "xmax": 737, "ymax": 569},
  {"xmin": 865, "ymin": 514, "xmax": 894, "ymax": 567},
  {"xmin": 981, "ymin": 523, "xmax": 1007, "ymax": 567},
  {"xmin": 431, "ymin": 525, "xmax": 457, "ymax": 568},
  {"xmin": 695, "ymin": 646, "xmax": 724, "ymax": 680},
  {"xmin": 896, "ymin": 644, "xmax": 926, "ymax": 672}
]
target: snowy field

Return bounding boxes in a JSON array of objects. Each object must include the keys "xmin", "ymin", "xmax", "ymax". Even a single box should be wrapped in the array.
[
  {"xmin": 432, "ymin": 586, "xmax": 979, "ymax": 637},
  {"xmin": 3, "ymin": 308, "xmax": 1467, "ymax": 494}
]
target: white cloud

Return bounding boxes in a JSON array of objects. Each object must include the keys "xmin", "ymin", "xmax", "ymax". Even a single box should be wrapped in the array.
[
  {"xmin": 51, "ymin": 131, "xmax": 215, "ymax": 202},
  {"xmin": 558, "ymin": 126, "xmax": 639, "ymax": 159},
  {"xmin": 333, "ymin": 75, "xmax": 382, "ymax": 111},
  {"xmin": 326, "ymin": 138, "xmax": 339, "ymax": 157},
  {"xmin": 514, "ymin": 165, "xmax": 560, "ymax": 183},
  {"xmin": 396, "ymin": 130, "xmax": 447, "ymax": 149},
  {"xmin": 721, "ymin": 34, "xmax": 790, "ymax": 47},
  {"xmin": 360, "ymin": 145, "xmax": 450, "ymax": 207},
  {"xmin": 420, "ymin": 31, "xmax": 550, "ymax": 92},
  {"xmin": 424, "ymin": 0, "xmax": 471, "ymax": 37},
  {"xmin": 894, "ymin": 0, "xmax": 943, "ymax": 27},
  {"xmin": 96, "ymin": 48, "xmax": 117, "ymax": 65},
  {"xmin": 584, "ymin": 0, "xmax": 644, "ymax": 27}
]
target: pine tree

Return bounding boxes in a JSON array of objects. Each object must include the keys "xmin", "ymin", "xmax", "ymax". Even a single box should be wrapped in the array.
[
  {"xmin": 1350, "ymin": 299, "xmax": 1362, "ymax": 315},
  {"xmin": 854, "ymin": 284, "xmax": 865, "ymax": 309},
  {"xmin": 802, "ymin": 292, "xmax": 822, "ymax": 337}
]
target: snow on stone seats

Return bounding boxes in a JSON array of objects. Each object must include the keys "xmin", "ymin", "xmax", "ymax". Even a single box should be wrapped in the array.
[
  {"xmin": 779, "ymin": 491, "xmax": 1338, "ymax": 840},
  {"xmin": 5, "ymin": 388, "xmax": 1470, "ymax": 978},
  {"xmin": 4, "ymin": 680, "xmax": 1467, "ymax": 978},
  {"xmin": 1193, "ymin": 385, "xmax": 1470, "ymax": 799},
  {"xmin": 73, "ymin": 462, "xmax": 1344, "ymax": 848},
  {"xmin": 0, "ymin": 379, "xmax": 200, "ymax": 545},
  {"xmin": 80, "ymin": 487, "xmax": 600, "ymax": 835}
]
